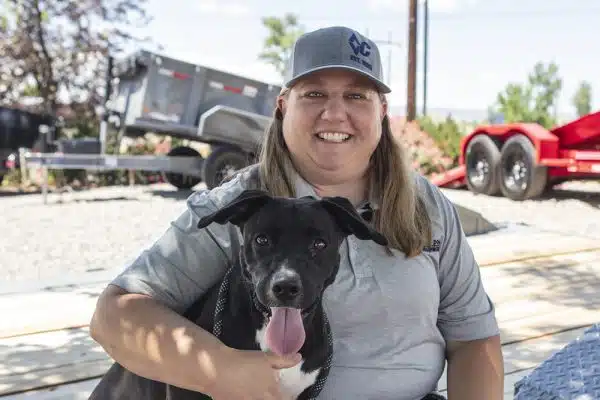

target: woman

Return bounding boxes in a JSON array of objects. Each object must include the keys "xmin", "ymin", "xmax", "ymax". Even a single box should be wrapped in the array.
[{"xmin": 89, "ymin": 26, "xmax": 503, "ymax": 400}]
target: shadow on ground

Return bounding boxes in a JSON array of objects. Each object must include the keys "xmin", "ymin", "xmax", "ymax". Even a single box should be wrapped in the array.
[
  {"xmin": 486, "ymin": 250, "xmax": 600, "ymax": 373},
  {"xmin": 496, "ymin": 252, "xmax": 600, "ymax": 310},
  {"xmin": 143, "ymin": 188, "xmax": 195, "ymax": 200},
  {"xmin": 0, "ymin": 327, "xmax": 109, "ymax": 397},
  {"xmin": 0, "ymin": 188, "xmax": 43, "ymax": 197}
]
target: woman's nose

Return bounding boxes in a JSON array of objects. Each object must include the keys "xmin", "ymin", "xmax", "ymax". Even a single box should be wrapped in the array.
[{"xmin": 320, "ymin": 97, "xmax": 348, "ymax": 122}]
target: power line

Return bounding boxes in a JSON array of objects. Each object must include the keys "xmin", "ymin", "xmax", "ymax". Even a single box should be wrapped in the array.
[
  {"xmin": 282, "ymin": 9, "xmax": 600, "ymax": 22},
  {"xmin": 372, "ymin": 35, "xmax": 402, "ymax": 87},
  {"xmin": 158, "ymin": 8, "xmax": 600, "ymax": 22}
]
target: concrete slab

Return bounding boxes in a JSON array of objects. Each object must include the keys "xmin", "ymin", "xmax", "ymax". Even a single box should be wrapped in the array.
[
  {"xmin": 453, "ymin": 202, "xmax": 498, "ymax": 236},
  {"xmin": 0, "ymin": 283, "xmax": 106, "ymax": 338},
  {"xmin": 0, "ymin": 378, "xmax": 99, "ymax": 400},
  {"xmin": 0, "ymin": 328, "xmax": 111, "ymax": 396},
  {"xmin": 467, "ymin": 223, "xmax": 600, "ymax": 266}
]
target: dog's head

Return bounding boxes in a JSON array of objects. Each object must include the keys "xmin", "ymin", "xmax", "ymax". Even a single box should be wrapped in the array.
[{"xmin": 197, "ymin": 189, "xmax": 387, "ymax": 355}]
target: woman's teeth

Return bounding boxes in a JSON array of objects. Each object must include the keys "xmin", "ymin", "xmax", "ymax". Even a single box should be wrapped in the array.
[{"xmin": 317, "ymin": 132, "xmax": 350, "ymax": 143}]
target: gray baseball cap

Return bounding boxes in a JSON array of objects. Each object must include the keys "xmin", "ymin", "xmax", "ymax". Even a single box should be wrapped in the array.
[{"xmin": 283, "ymin": 26, "xmax": 391, "ymax": 93}]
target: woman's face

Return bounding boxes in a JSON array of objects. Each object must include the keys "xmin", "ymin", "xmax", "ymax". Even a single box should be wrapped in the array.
[{"xmin": 278, "ymin": 68, "xmax": 387, "ymax": 185}]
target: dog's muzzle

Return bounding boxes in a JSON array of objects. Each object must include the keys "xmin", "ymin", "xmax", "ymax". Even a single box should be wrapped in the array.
[
  {"xmin": 267, "ymin": 269, "xmax": 303, "ymax": 307},
  {"xmin": 259, "ymin": 268, "xmax": 311, "ymax": 357}
]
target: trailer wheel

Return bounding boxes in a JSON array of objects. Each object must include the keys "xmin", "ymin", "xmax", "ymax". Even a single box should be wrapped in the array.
[
  {"xmin": 162, "ymin": 146, "xmax": 203, "ymax": 190},
  {"xmin": 202, "ymin": 147, "xmax": 250, "ymax": 189},
  {"xmin": 499, "ymin": 134, "xmax": 548, "ymax": 201},
  {"xmin": 465, "ymin": 134, "xmax": 501, "ymax": 195}
]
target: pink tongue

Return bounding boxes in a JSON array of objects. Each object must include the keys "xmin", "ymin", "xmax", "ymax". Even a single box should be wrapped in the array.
[{"xmin": 265, "ymin": 307, "xmax": 306, "ymax": 356}]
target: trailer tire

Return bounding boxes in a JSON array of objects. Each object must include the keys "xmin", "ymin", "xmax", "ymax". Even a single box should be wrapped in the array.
[
  {"xmin": 202, "ymin": 147, "xmax": 250, "ymax": 189},
  {"xmin": 162, "ymin": 146, "xmax": 203, "ymax": 190},
  {"xmin": 499, "ymin": 134, "xmax": 548, "ymax": 201},
  {"xmin": 465, "ymin": 134, "xmax": 501, "ymax": 196}
]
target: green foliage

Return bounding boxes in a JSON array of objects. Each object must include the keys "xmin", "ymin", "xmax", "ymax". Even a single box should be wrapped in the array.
[
  {"xmin": 572, "ymin": 81, "xmax": 592, "ymax": 117},
  {"xmin": 68, "ymin": 115, "xmax": 100, "ymax": 139},
  {"xmin": 489, "ymin": 61, "xmax": 562, "ymax": 129},
  {"xmin": 258, "ymin": 13, "xmax": 305, "ymax": 78},
  {"xmin": 1, "ymin": 168, "xmax": 23, "ymax": 187},
  {"xmin": 416, "ymin": 114, "xmax": 464, "ymax": 165},
  {"xmin": 0, "ymin": 0, "xmax": 153, "ymax": 114},
  {"xmin": 21, "ymin": 83, "xmax": 40, "ymax": 97}
]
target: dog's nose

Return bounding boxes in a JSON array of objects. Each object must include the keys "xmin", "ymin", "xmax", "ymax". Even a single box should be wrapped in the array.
[{"xmin": 269, "ymin": 269, "xmax": 303, "ymax": 302}]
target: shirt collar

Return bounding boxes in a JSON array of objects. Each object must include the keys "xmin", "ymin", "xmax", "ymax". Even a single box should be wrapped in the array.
[{"xmin": 290, "ymin": 168, "xmax": 378, "ymax": 219}]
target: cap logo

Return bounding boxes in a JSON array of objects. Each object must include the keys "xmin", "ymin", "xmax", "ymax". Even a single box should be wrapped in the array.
[{"xmin": 348, "ymin": 32, "xmax": 373, "ymax": 71}]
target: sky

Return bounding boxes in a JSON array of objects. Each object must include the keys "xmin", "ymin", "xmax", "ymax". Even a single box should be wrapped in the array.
[{"xmin": 124, "ymin": 0, "xmax": 600, "ymax": 121}]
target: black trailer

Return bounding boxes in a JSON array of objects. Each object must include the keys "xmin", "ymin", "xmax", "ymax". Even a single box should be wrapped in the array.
[
  {"xmin": 0, "ymin": 106, "xmax": 57, "ymax": 184},
  {"xmin": 23, "ymin": 49, "xmax": 282, "ymax": 193}
]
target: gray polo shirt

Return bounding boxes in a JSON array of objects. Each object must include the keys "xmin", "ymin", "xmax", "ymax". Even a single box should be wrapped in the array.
[{"xmin": 110, "ymin": 166, "xmax": 499, "ymax": 400}]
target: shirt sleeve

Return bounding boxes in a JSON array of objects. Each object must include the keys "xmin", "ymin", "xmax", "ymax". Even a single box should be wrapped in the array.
[
  {"xmin": 109, "ymin": 176, "xmax": 248, "ymax": 314},
  {"xmin": 416, "ymin": 175, "xmax": 500, "ymax": 342}
]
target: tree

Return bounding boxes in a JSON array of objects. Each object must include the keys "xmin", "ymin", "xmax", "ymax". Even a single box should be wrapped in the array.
[
  {"xmin": 489, "ymin": 61, "xmax": 562, "ymax": 129},
  {"xmin": 0, "ymin": 0, "xmax": 153, "ymax": 122},
  {"xmin": 258, "ymin": 13, "xmax": 305, "ymax": 78},
  {"xmin": 572, "ymin": 81, "xmax": 592, "ymax": 117}
]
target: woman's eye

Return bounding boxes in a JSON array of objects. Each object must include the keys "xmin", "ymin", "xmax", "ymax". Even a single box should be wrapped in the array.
[
  {"xmin": 313, "ymin": 238, "xmax": 327, "ymax": 250},
  {"xmin": 305, "ymin": 91, "xmax": 323, "ymax": 97},
  {"xmin": 255, "ymin": 234, "xmax": 269, "ymax": 246},
  {"xmin": 348, "ymin": 93, "xmax": 366, "ymax": 99}
]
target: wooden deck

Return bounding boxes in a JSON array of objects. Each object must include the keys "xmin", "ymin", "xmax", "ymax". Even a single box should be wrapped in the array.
[{"xmin": 1, "ymin": 249, "xmax": 600, "ymax": 399}]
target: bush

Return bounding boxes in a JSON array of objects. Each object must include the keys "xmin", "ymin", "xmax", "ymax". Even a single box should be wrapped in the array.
[
  {"xmin": 416, "ymin": 114, "xmax": 465, "ymax": 166},
  {"xmin": 389, "ymin": 116, "xmax": 455, "ymax": 176}
]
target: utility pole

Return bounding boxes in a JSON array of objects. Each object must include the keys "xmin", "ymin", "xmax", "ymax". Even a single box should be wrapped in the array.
[
  {"xmin": 406, "ymin": 0, "xmax": 418, "ymax": 121},
  {"xmin": 422, "ymin": 0, "xmax": 429, "ymax": 116}
]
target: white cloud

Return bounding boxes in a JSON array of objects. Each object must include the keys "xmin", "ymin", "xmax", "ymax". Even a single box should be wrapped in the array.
[
  {"xmin": 368, "ymin": 0, "xmax": 473, "ymax": 13},
  {"xmin": 194, "ymin": 0, "xmax": 249, "ymax": 16},
  {"xmin": 477, "ymin": 71, "xmax": 498, "ymax": 85}
]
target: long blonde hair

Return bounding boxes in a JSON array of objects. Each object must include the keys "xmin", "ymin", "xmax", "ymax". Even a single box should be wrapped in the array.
[{"xmin": 256, "ymin": 91, "xmax": 432, "ymax": 257}]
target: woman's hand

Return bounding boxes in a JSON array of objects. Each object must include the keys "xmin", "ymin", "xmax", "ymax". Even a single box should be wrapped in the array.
[{"xmin": 206, "ymin": 347, "xmax": 302, "ymax": 400}]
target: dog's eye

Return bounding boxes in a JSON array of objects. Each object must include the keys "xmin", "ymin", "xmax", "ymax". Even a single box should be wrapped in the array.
[
  {"xmin": 255, "ymin": 234, "xmax": 269, "ymax": 246},
  {"xmin": 313, "ymin": 238, "xmax": 327, "ymax": 250}
]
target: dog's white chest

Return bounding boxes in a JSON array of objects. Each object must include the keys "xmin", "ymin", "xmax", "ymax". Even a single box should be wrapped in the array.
[{"xmin": 255, "ymin": 324, "xmax": 321, "ymax": 399}]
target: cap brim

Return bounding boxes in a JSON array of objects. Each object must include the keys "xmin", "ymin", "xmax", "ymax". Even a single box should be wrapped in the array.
[{"xmin": 284, "ymin": 65, "xmax": 392, "ymax": 94}]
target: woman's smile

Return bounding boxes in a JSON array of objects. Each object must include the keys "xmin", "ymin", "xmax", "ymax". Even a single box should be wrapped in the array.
[{"xmin": 315, "ymin": 131, "xmax": 353, "ymax": 143}]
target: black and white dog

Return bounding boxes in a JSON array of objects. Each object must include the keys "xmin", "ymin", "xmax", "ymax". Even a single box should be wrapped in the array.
[{"xmin": 89, "ymin": 189, "xmax": 387, "ymax": 400}]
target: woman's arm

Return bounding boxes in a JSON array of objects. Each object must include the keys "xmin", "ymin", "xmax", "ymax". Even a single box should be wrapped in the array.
[
  {"xmin": 90, "ymin": 284, "xmax": 229, "ymax": 394},
  {"xmin": 415, "ymin": 176, "xmax": 504, "ymax": 399},
  {"xmin": 445, "ymin": 335, "xmax": 504, "ymax": 400}
]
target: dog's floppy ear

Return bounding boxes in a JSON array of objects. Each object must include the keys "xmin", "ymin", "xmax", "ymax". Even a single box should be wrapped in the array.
[
  {"xmin": 320, "ymin": 197, "xmax": 388, "ymax": 246},
  {"xmin": 197, "ymin": 189, "xmax": 272, "ymax": 229}
]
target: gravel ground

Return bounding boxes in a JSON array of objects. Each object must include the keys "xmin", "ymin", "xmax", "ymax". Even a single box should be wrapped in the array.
[
  {"xmin": 0, "ymin": 184, "xmax": 192, "ymax": 282},
  {"xmin": 441, "ymin": 180, "xmax": 600, "ymax": 239},
  {"xmin": 1, "ymin": 180, "xmax": 600, "ymax": 283}
]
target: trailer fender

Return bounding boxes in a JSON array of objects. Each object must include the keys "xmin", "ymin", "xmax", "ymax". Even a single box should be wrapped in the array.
[{"xmin": 465, "ymin": 123, "xmax": 560, "ymax": 163}]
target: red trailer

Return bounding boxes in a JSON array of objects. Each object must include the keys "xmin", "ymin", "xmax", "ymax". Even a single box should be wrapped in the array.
[{"xmin": 430, "ymin": 111, "xmax": 600, "ymax": 200}]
